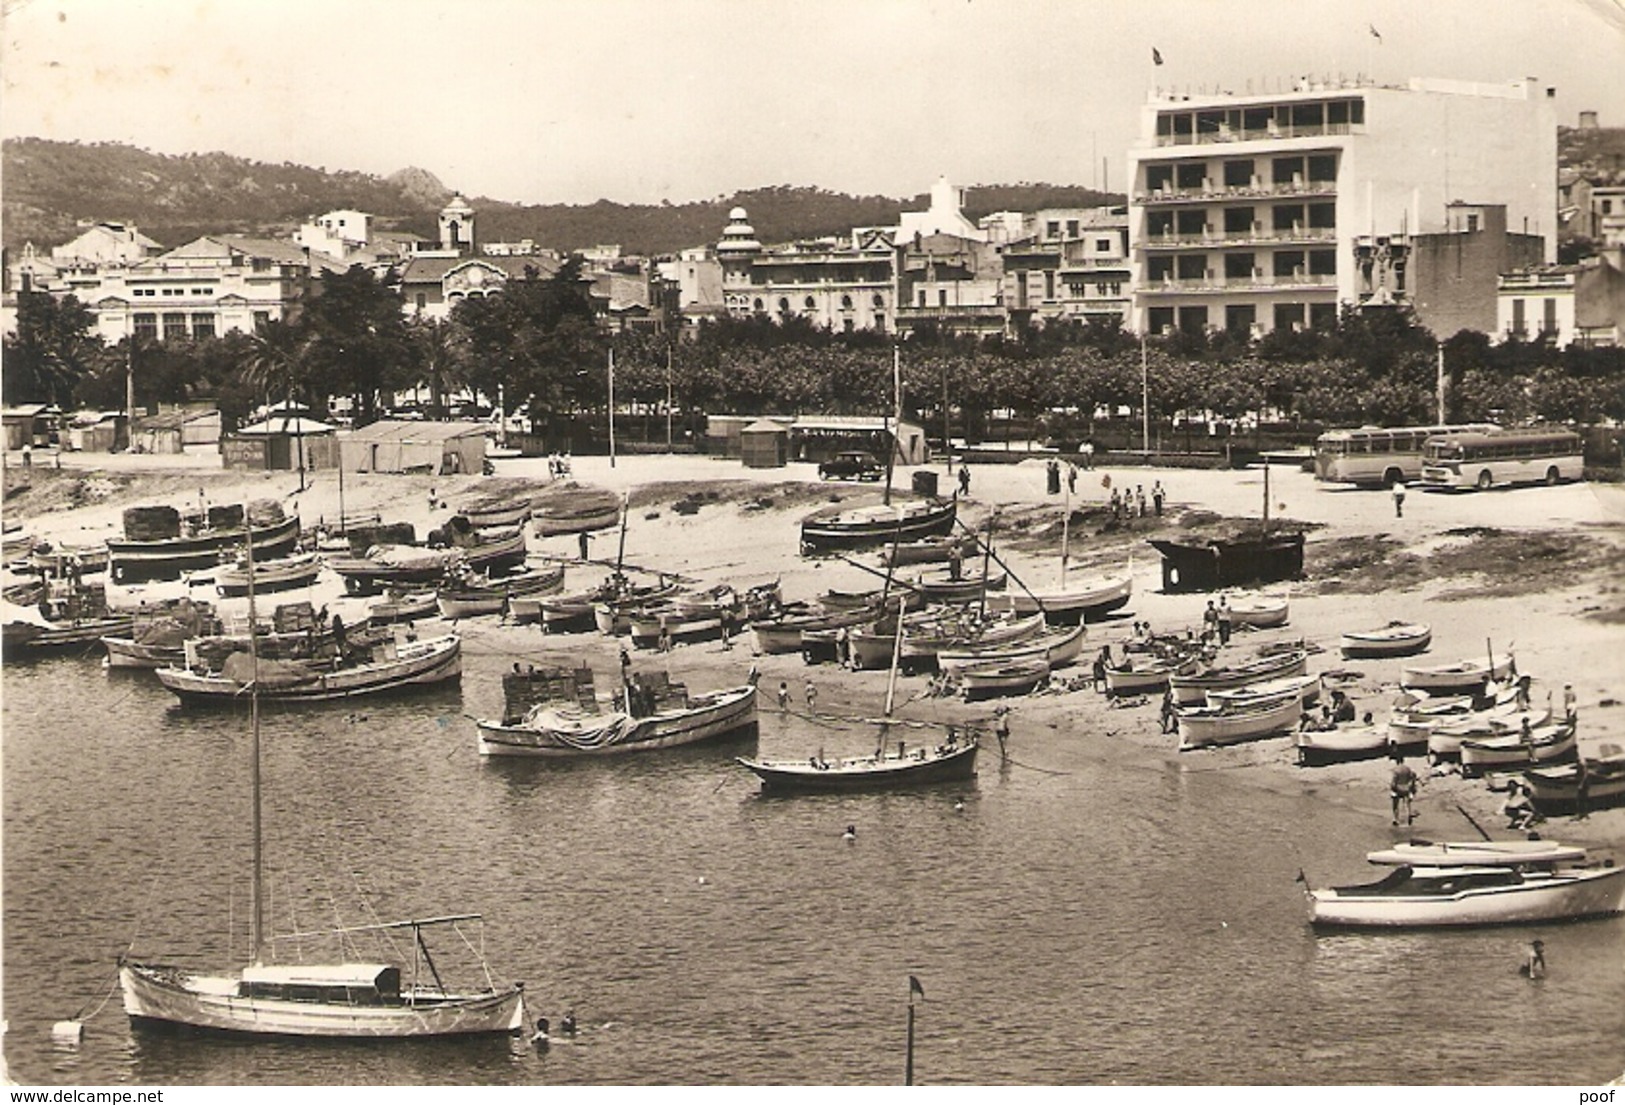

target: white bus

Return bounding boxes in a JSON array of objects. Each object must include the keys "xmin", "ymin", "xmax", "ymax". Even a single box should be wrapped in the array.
[
  {"xmin": 1313, "ymin": 423, "xmax": 1499, "ymax": 487},
  {"xmin": 1419, "ymin": 428, "xmax": 1585, "ymax": 491}
]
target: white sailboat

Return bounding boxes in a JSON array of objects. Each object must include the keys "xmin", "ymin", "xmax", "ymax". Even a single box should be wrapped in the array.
[{"xmin": 120, "ymin": 508, "xmax": 525, "ymax": 1038}]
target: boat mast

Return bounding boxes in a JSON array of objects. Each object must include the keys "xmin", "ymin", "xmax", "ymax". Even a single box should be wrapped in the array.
[
  {"xmin": 1060, "ymin": 471, "xmax": 1071, "ymax": 587},
  {"xmin": 244, "ymin": 504, "xmax": 265, "ymax": 967},
  {"xmin": 978, "ymin": 511, "xmax": 998, "ymax": 620},
  {"xmin": 1262, "ymin": 460, "xmax": 1271, "ymax": 530},
  {"xmin": 613, "ymin": 492, "xmax": 630, "ymax": 578},
  {"xmin": 883, "ymin": 344, "xmax": 900, "ymax": 507}
]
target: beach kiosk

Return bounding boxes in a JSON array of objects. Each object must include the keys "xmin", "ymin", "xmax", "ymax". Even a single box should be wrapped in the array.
[{"xmin": 740, "ymin": 418, "xmax": 790, "ymax": 469}]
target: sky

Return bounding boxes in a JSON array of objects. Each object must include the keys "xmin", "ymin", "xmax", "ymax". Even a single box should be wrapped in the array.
[{"xmin": 3, "ymin": 0, "xmax": 1623, "ymax": 206}]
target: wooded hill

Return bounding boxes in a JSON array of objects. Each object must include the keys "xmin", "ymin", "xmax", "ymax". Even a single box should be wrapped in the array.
[{"xmin": 1, "ymin": 137, "xmax": 1121, "ymax": 256}]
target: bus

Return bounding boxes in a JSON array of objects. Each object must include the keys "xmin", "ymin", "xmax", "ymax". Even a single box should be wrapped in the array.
[
  {"xmin": 1313, "ymin": 424, "xmax": 1499, "ymax": 487},
  {"xmin": 1420, "ymin": 428, "xmax": 1585, "ymax": 491}
]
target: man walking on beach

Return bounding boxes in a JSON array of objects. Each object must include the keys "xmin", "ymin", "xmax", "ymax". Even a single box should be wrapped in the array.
[
  {"xmin": 958, "ymin": 465, "xmax": 970, "ymax": 497},
  {"xmin": 805, "ymin": 680, "xmax": 818, "ymax": 713},
  {"xmin": 1392, "ymin": 480, "xmax": 1407, "ymax": 518}
]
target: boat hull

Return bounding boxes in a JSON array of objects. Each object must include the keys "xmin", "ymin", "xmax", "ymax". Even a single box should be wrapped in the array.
[
  {"xmin": 1309, "ymin": 865, "xmax": 1625, "ymax": 928},
  {"xmin": 1170, "ymin": 650, "xmax": 1307, "ymax": 706},
  {"xmin": 799, "ymin": 498, "xmax": 957, "ymax": 554},
  {"xmin": 738, "ymin": 741, "xmax": 978, "ymax": 793},
  {"xmin": 215, "ymin": 556, "xmax": 321, "ymax": 597},
  {"xmin": 436, "ymin": 568, "xmax": 565, "ymax": 619},
  {"xmin": 120, "ymin": 964, "xmax": 524, "ymax": 1038},
  {"xmin": 960, "ymin": 660, "xmax": 1048, "ymax": 699},
  {"xmin": 1401, "ymin": 653, "xmax": 1515, "ymax": 694},
  {"xmin": 937, "ymin": 624, "xmax": 1086, "ymax": 675},
  {"xmin": 157, "ymin": 636, "xmax": 462, "ymax": 704},
  {"xmin": 1340, "ymin": 624, "xmax": 1432, "ymax": 659},
  {"xmin": 4, "ymin": 616, "xmax": 136, "ymax": 658},
  {"xmin": 533, "ymin": 507, "xmax": 620, "ymax": 537},
  {"xmin": 1177, "ymin": 693, "xmax": 1304, "ymax": 749},
  {"xmin": 102, "ymin": 635, "xmax": 184, "ymax": 669},
  {"xmin": 108, "ymin": 516, "xmax": 301, "ymax": 583},
  {"xmin": 992, "ymin": 576, "xmax": 1132, "ymax": 624},
  {"xmin": 476, "ymin": 685, "xmax": 757, "ymax": 758}
]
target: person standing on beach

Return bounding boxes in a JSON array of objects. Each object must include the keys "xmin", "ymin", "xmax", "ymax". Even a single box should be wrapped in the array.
[
  {"xmin": 1160, "ymin": 688, "xmax": 1177, "ymax": 734},
  {"xmin": 1389, "ymin": 755, "xmax": 1419, "ymax": 825},
  {"xmin": 1152, "ymin": 481, "xmax": 1165, "ymax": 517},
  {"xmin": 1521, "ymin": 940, "xmax": 1546, "ymax": 980},
  {"xmin": 958, "ymin": 465, "xmax": 971, "ymax": 497},
  {"xmin": 1203, "ymin": 600, "xmax": 1220, "ymax": 645},
  {"xmin": 1392, "ymin": 480, "xmax": 1406, "ymax": 518},
  {"xmin": 1217, "ymin": 596, "xmax": 1232, "ymax": 645},
  {"xmin": 1067, "ymin": 463, "xmax": 1078, "ymax": 495},
  {"xmin": 805, "ymin": 680, "xmax": 818, "ymax": 713},
  {"xmin": 1563, "ymin": 683, "xmax": 1577, "ymax": 724},
  {"xmin": 578, "ymin": 531, "xmax": 591, "ymax": 561},
  {"xmin": 1082, "ymin": 439, "xmax": 1095, "ymax": 470},
  {"xmin": 777, "ymin": 681, "xmax": 790, "ymax": 710}
]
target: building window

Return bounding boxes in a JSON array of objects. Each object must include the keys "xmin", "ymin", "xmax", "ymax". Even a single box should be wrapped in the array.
[
  {"xmin": 1177, "ymin": 305, "xmax": 1208, "ymax": 334},
  {"xmin": 192, "ymin": 288, "xmax": 211, "ymax": 296},
  {"xmin": 1224, "ymin": 253, "xmax": 1255, "ymax": 280},
  {"xmin": 1224, "ymin": 208, "xmax": 1254, "ymax": 235},
  {"xmin": 1272, "ymin": 157, "xmax": 1305, "ymax": 186},
  {"xmin": 1466, "ymin": 213, "xmax": 1480, "ymax": 233},
  {"xmin": 804, "ymin": 296, "xmax": 816, "ymax": 310},
  {"xmin": 1145, "ymin": 165, "xmax": 1174, "ymax": 193},
  {"xmin": 1148, "ymin": 211, "xmax": 1175, "ymax": 238},
  {"xmin": 191, "ymin": 314, "xmax": 216, "ymax": 339},
  {"xmin": 1308, "ymin": 203, "xmax": 1335, "ymax": 230},
  {"xmin": 1225, "ymin": 304, "xmax": 1256, "ymax": 333},
  {"xmin": 1175, "ymin": 163, "xmax": 1204, "ymax": 190},
  {"xmin": 1046, "ymin": 221, "xmax": 1061, "ymax": 239},
  {"xmin": 1542, "ymin": 298, "xmax": 1558, "ymax": 335},
  {"xmin": 1043, "ymin": 272, "xmax": 1055, "ymax": 300},
  {"xmin": 1176, "ymin": 209, "xmax": 1205, "ymax": 236},
  {"xmin": 1274, "ymin": 250, "xmax": 1306, "ymax": 278},
  {"xmin": 1274, "ymin": 303, "xmax": 1306, "ymax": 331},
  {"xmin": 1066, "ymin": 220, "xmax": 1079, "ymax": 238},
  {"xmin": 872, "ymin": 294, "xmax": 884, "ymax": 309},
  {"xmin": 844, "ymin": 319, "xmax": 855, "ymax": 333},
  {"xmin": 1223, "ymin": 160, "xmax": 1254, "ymax": 187},
  {"xmin": 1148, "ymin": 256, "xmax": 1175, "ymax": 283},
  {"xmin": 1308, "ymin": 250, "xmax": 1337, "ymax": 276},
  {"xmin": 1511, "ymin": 298, "xmax": 1526, "ymax": 336},
  {"xmin": 160, "ymin": 313, "xmax": 187, "ymax": 341},
  {"xmin": 938, "ymin": 289, "xmax": 949, "ymax": 307},
  {"xmin": 253, "ymin": 312, "xmax": 271, "ymax": 331},
  {"xmin": 1095, "ymin": 237, "xmax": 1113, "ymax": 253},
  {"xmin": 415, "ymin": 293, "xmax": 427, "ymax": 311},
  {"xmin": 1175, "ymin": 254, "xmax": 1206, "ymax": 281},
  {"xmin": 778, "ymin": 297, "xmax": 790, "ymax": 314},
  {"xmin": 753, "ymin": 298, "xmax": 764, "ymax": 312},
  {"xmin": 133, "ymin": 313, "xmax": 158, "ymax": 341},
  {"xmin": 1309, "ymin": 302, "xmax": 1338, "ymax": 329},
  {"xmin": 1148, "ymin": 306, "xmax": 1175, "ymax": 335},
  {"xmin": 873, "ymin": 313, "xmax": 886, "ymax": 330},
  {"xmin": 251, "ymin": 257, "xmax": 271, "ymax": 272},
  {"xmin": 1307, "ymin": 154, "xmax": 1337, "ymax": 182},
  {"xmin": 840, "ymin": 294, "xmax": 853, "ymax": 310}
]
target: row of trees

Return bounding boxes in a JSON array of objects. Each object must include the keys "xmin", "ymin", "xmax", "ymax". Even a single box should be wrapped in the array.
[{"xmin": 5, "ymin": 262, "xmax": 1623, "ymax": 444}]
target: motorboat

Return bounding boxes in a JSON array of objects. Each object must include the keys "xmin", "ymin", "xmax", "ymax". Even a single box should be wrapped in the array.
[
  {"xmin": 158, "ymin": 631, "xmax": 461, "ymax": 704},
  {"xmin": 476, "ymin": 677, "xmax": 756, "ymax": 758},
  {"xmin": 1307, "ymin": 862, "xmax": 1625, "ymax": 928}
]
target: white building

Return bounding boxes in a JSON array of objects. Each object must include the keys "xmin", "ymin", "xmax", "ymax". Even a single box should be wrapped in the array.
[{"xmin": 1127, "ymin": 76, "xmax": 1558, "ymax": 336}]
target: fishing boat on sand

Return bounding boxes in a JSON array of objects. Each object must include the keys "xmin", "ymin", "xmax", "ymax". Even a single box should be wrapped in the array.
[
  {"xmin": 1176, "ymin": 692, "xmax": 1305, "ymax": 750},
  {"xmin": 1423, "ymin": 705, "xmax": 1552, "ymax": 761},
  {"xmin": 101, "ymin": 600, "xmax": 221, "ymax": 668},
  {"xmin": 1207, "ymin": 673, "xmax": 1322, "ymax": 710},
  {"xmin": 959, "ymin": 658, "xmax": 1049, "ymax": 699},
  {"xmin": 1224, "ymin": 593, "xmax": 1290, "ymax": 629},
  {"xmin": 880, "ymin": 535, "xmax": 979, "ymax": 567},
  {"xmin": 475, "ymin": 666, "xmax": 756, "ymax": 757},
  {"xmin": 799, "ymin": 497, "xmax": 957, "ymax": 554},
  {"xmin": 121, "ymin": 521, "xmax": 524, "ymax": 1038},
  {"xmin": 1340, "ymin": 622, "xmax": 1432, "ymax": 659},
  {"xmin": 1524, "ymin": 744, "xmax": 1625, "ymax": 812},
  {"xmin": 530, "ymin": 487, "xmax": 621, "ymax": 537},
  {"xmin": 1458, "ymin": 720, "xmax": 1578, "ymax": 774},
  {"xmin": 936, "ymin": 623, "xmax": 1086, "ymax": 676},
  {"xmin": 1104, "ymin": 656, "xmax": 1199, "ymax": 696},
  {"xmin": 1401, "ymin": 652, "xmax": 1516, "ymax": 694},
  {"xmin": 215, "ymin": 553, "xmax": 321, "ymax": 597},
  {"xmin": 109, "ymin": 502, "xmax": 299, "ymax": 583},
  {"xmin": 1296, "ymin": 723, "xmax": 1425, "ymax": 766},
  {"xmin": 368, "ymin": 589, "xmax": 438, "ymax": 625},
  {"xmin": 911, "ymin": 567, "xmax": 1007, "ymax": 603},
  {"xmin": 1169, "ymin": 648, "xmax": 1308, "ymax": 706},
  {"xmin": 1305, "ymin": 862, "xmax": 1625, "ymax": 928},
  {"xmin": 989, "ymin": 574, "xmax": 1133, "ymax": 625},
  {"xmin": 435, "ymin": 565, "xmax": 566, "ymax": 619},
  {"xmin": 2, "ymin": 580, "xmax": 135, "ymax": 659}
]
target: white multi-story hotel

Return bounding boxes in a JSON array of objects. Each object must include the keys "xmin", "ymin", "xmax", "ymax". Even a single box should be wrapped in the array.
[{"xmin": 1127, "ymin": 76, "xmax": 1557, "ymax": 336}]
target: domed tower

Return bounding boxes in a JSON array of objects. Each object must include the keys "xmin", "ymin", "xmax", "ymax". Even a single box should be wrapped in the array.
[
  {"xmin": 716, "ymin": 207, "xmax": 762, "ymax": 310},
  {"xmin": 439, "ymin": 195, "xmax": 475, "ymax": 255}
]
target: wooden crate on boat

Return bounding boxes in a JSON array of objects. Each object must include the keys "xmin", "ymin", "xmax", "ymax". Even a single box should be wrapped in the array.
[{"xmin": 501, "ymin": 665, "xmax": 596, "ymax": 723}]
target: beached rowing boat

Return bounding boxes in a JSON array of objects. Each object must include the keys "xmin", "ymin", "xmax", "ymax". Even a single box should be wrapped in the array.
[{"xmin": 1340, "ymin": 621, "xmax": 1432, "ymax": 659}]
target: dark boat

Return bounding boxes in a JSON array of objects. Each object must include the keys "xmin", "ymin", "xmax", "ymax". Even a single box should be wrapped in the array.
[
  {"xmin": 799, "ymin": 497, "xmax": 956, "ymax": 554},
  {"xmin": 738, "ymin": 732, "xmax": 979, "ymax": 793},
  {"xmin": 108, "ymin": 514, "xmax": 301, "ymax": 583},
  {"xmin": 1147, "ymin": 531, "xmax": 1305, "ymax": 593}
]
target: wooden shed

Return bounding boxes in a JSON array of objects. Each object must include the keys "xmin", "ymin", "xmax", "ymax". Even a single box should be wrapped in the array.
[
  {"xmin": 739, "ymin": 418, "xmax": 791, "ymax": 469},
  {"xmin": 339, "ymin": 420, "xmax": 487, "ymax": 476},
  {"xmin": 228, "ymin": 415, "xmax": 337, "ymax": 471}
]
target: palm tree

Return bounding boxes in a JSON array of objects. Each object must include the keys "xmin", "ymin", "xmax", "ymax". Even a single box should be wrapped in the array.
[
  {"xmin": 238, "ymin": 319, "xmax": 309, "ymax": 417},
  {"xmin": 406, "ymin": 316, "xmax": 467, "ymax": 420}
]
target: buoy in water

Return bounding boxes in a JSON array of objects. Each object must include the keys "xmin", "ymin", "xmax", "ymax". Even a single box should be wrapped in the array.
[{"xmin": 52, "ymin": 1021, "xmax": 83, "ymax": 1046}]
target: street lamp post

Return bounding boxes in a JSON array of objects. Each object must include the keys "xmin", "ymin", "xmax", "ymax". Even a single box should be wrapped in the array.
[{"xmin": 608, "ymin": 347, "xmax": 617, "ymax": 469}]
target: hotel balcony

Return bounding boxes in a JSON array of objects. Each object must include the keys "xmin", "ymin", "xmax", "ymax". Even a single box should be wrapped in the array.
[
  {"xmin": 1138, "ymin": 227, "xmax": 1337, "ymax": 250},
  {"xmin": 1133, "ymin": 179, "xmax": 1337, "ymax": 205},
  {"xmin": 895, "ymin": 303, "xmax": 1008, "ymax": 321},
  {"xmin": 1153, "ymin": 121, "xmax": 1358, "ymax": 148},
  {"xmin": 1138, "ymin": 273, "xmax": 1337, "ymax": 294}
]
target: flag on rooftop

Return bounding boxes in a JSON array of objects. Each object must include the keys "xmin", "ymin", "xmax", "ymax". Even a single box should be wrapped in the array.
[{"xmin": 1151, "ymin": 46, "xmax": 1164, "ymax": 65}]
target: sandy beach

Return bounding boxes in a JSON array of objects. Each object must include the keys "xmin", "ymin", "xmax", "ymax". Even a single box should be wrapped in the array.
[{"xmin": 5, "ymin": 445, "xmax": 1624, "ymax": 855}]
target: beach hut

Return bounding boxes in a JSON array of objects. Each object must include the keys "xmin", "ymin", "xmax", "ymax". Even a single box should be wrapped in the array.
[
  {"xmin": 228, "ymin": 414, "xmax": 336, "ymax": 471},
  {"xmin": 340, "ymin": 420, "xmax": 487, "ymax": 476},
  {"xmin": 2, "ymin": 405, "xmax": 57, "ymax": 450},
  {"xmin": 739, "ymin": 419, "xmax": 791, "ymax": 469}
]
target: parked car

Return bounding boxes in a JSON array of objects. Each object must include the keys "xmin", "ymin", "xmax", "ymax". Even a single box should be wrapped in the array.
[{"xmin": 818, "ymin": 450, "xmax": 885, "ymax": 481}]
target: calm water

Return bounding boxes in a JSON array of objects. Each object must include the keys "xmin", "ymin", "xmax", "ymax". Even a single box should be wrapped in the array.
[{"xmin": 4, "ymin": 644, "xmax": 1623, "ymax": 1085}]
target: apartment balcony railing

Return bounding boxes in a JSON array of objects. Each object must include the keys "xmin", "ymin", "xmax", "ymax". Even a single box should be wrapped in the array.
[
  {"xmin": 1132, "ymin": 180, "xmax": 1337, "ymax": 205},
  {"xmin": 1139, "ymin": 273, "xmax": 1337, "ymax": 293},
  {"xmin": 895, "ymin": 303, "xmax": 1008, "ymax": 319},
  {"xmin": 1137, "ymin": 227, "xmax": 1338, "ymax": 249},
  {"xmin": 1153, "ymin": 121, "xmax": 1357, "ymax": 148}
]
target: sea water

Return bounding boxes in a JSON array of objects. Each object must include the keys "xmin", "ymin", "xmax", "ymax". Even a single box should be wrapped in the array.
[{"xmin": 4, "ymin": 649, "xmax": 1622, "ymax": 1085}]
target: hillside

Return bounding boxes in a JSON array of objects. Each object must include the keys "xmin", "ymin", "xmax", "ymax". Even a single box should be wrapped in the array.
[
  {"xmin": 3, "ymin": 137, "xmax": 1122, "ymax": 256},
  {"xmin": 1558, "ymin": 124, "xmax": 1625, "ymax": 185}
]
